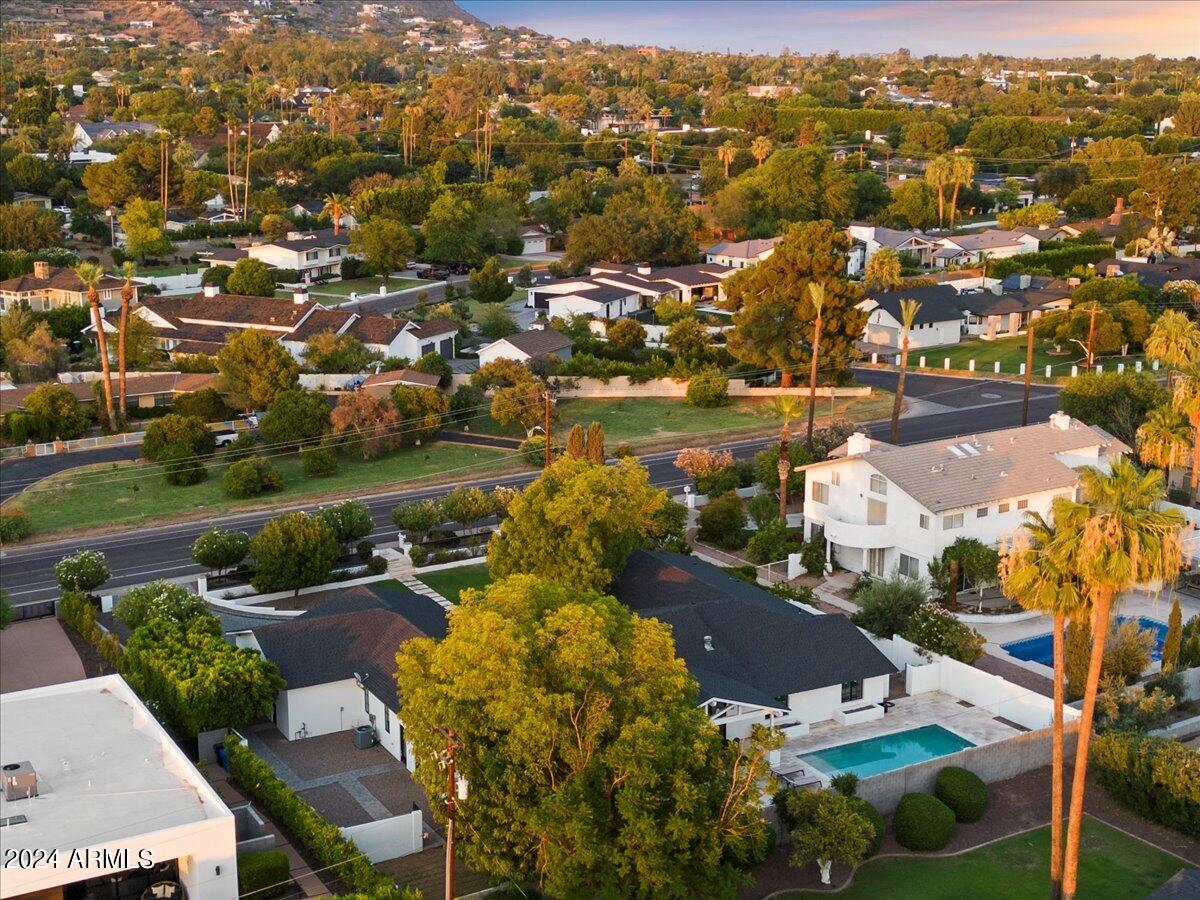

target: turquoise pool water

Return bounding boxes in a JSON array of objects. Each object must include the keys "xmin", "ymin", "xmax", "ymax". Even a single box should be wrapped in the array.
[{"xmin": 798, "ymin": 724, "xmax": 975, "ymax": 779}]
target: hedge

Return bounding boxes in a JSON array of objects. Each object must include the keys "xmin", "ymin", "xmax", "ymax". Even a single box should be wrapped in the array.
[
  {"xmin": 1091, "ymin": 731, "xmax": 1200, "ymax": 838},
  {"xmin": 892, "ymin": 792, "xmax": 956, "ymax": 851},
  {"xmin": 850, "ymin": 797, "xmax": 885, "ymax": 856},
  {"xmin": 0, "ymin": 508, "xmax": 33, "ymax": 543},
  {"xmin": 237, "ymin": 850, "xmax": 290, "ymax": 900},
  {"xmin": 223, "ymin": 737, "xmax": 410, "ymax": 897},
  {"xmin": 987, "ymin": 243, "xmax": 1111, "ymax": 279},
  {"xmin": 935, "ymin": 766, "xmax": 988, "ymax": 823}
]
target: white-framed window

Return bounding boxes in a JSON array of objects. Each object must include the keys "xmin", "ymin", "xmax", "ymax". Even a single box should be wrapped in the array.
[
  {"xmin": 919, "ymin": 514, "xmax": 930, "ymax": 529},
  {"xmin": 898, "ymin": 553, "xmax": 920, "ymax": 579},
  {"xmin": 841, "ymin": 680, "xmax": 863, "ymax": 702},
  {"xmin": 831, "ymin": 471, "xmax": 841, "ymax": 486},
  {"xmin": 943, "ymin": 513, "xmax": 964, "ymax": 529},
  {"xmin": 330, "ymin": 246, "xmax": 342, "ymax": 257},
  {"xmin": 998, "ymin": 502, "xmax": 1010, "ymax": 513},
  {"xmin": 305, "ymin": 249, "xmax": 319, "ymax": 261},
  {"xmin": 976, "ymin": 507, "xmax": 989, "ymax": 518},
  {"xmin": 869, "ymin": 474, "xmax": 887, "ymax": 495},
  {"xmin": 1017, "ymin": 499, "xmax": 1028, "ymax": 510},
  {"xmin": 811, "ymin": 482, "xmax": 829, "ymax": 504}
]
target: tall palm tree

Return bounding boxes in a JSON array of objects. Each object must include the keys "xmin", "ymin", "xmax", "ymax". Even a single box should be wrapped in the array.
[
  {"xmin": 946, "ymin": 154, "xmax": 976, "ymax": 232},
  {"xmin": 925, "ymin": 154, "xmax": 953, "ymax": 230},
  {"xmin": 1001, "ymin": 508, "xmax": 1087, "ymax": 900},
  {"xmin": 718, "ymin": 141, "xmax": 737, "ymax": 178},
  {"xmin": 750, "ymin": 135, "xmax": 773, "ymax": 166},
  {"xmin": 1144, "ymin": 309, "xmax": 1200, "ymax": 392},
  {"xmin": 323, "ymin": 193, "xmax": 348, "ymax": 236},
  {"xmin": 1058, "ymin": 459, "xmax": 1184, "ymax": 900},
  {"xmin": 1169, "ymin": 363, "xmax": 1200, "ymax": 500},
  {"xmin": 805, "ymin": 282, "xmax": 825, "ymax": 453},
  {"xmin": 889, "ymin": 299, "xmax": 922, "ymax": 444},
  {"xmin": 1137, "ymin": 404, "xmax": 1190, "ymax": 475},
  {"xmin": 765, "ymin": 395, "xmax": 806, "ymax": 520},
  {"xmin": 116, "ymin": 262, "xmax": 136, "ymax": 423},
  {"xmin": 76, "ymin": 263, "xmax": 116, "ymax": 431}
]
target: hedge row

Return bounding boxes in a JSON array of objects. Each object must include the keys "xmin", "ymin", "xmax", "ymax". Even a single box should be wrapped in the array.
[
  {"xmin": 223, "ymin": 737, "xmax": 417, "ymax": 898},
  {"xmin": 59, "ymin": 590, "xmax": 123, "ymax": 669},
  {"xmin": 988, "ymin": 243, "xmax": 1111, "ymax": 279},
  {"xmin": 1091, "ymin": 731, "xmax": 1200, "ymax": 838}
]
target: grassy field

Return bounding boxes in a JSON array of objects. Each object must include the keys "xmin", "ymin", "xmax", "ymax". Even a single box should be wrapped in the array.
[
  {"xmin": 7, "ymin": 443, "xmax": 514, "ymax": 537},
  {"xmin": 781, "ymin": 817, "xmax": 1189, "ymax": 899},
  {"xmin": 415, "ymin": 563, "xmax": 491, "ymax": 604},
  {"xmin": 894, "ymin": 335, "xmax": 1146, "ymax": 380},
  {"xmin": 276, "ymin": 277, "xmax": 432, "ymax": 304}
]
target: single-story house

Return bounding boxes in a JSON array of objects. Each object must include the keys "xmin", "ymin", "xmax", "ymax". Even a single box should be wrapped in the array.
[
  {"xmin": 71, "ymin": 120, "xmax": 157, "ymax": 152},
  {"xmin": 287, "ymin": 200, "xmax": 358, "ymax": 230},
  {"xmin": 12, "ymin": 191, "xmax": 53, "ymax": 210},
  {"xmin": 525, "ymin": 279, "xmax": 644, "ymax": 319},
  {"xmin": 859, "ymin": 285, "xmax": 965, "ymax": 349},
  {"xmin": 705, "ymin": 237, "xmax": 780, "ymax": 269},
  {"xmin": 360, "ymin": 369, "xmax": 442, "ymax": 398},
  {"xmin": 932, "ymin": 229, "xmax": 1040, "ymax": 268},
  {"xmin": 1094, "ymin": 256, "xmax": 1200, "ymax": 289},
  {"xmin": 610, "ymin": 551, "xmax": 898, "ymax": 740},
  {"xmin": 477, "ymin": 327, "xmax": 574, "ymax": 366},
  {"xmin": 1059, "ymin": 198, "xmax": 1128, "ymax": 244},
  {"xmin": 0, "ymin": 371, "xmax": 216, "ymax": 419},
  {"xmin": 954, "ymin": 275, "xmax": 1073, "ymax": 339}
]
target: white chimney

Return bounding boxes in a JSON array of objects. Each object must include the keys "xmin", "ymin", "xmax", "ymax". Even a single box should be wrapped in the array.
[
  {"xmin": 1049, "ymin": 411, "xmax": 1072, "ymax": 431},
  {"xmin": 203, "ymin": 283, "xmax": 220, "ymax": 298},
  {"xmin": 636, "ymin": 263, "xmax": 652, "ymax": 275},
  {"xmin": 846, "ymin": 432, "xmax": 872, "ymax": 456},
  {"xmin": 1019, "ymin": 274, "xmax": 1032, "ymax": 289},
  {"xmin": 292, "ymin": 287, "xmax": 309, "ymax": 305}
]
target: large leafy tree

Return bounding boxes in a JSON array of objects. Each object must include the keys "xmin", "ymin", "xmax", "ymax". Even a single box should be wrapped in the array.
[
  {"xmin": 422, "ymin": 193, "xmax": 481, "ymax": 265},
  {"xmin": 565, "ymin": 177, "xmax": 698, "ymax": 268},
  {"xmin": 331, "ymin": 391, "xmax": 401, "ymax": 459},
  {"xmin": 225, "ymin": 258, "xmax": 277, "ymax": 297},
  {"xmin": 394, "ymin": 575, "xmax": 778, "ymax": 899},
  {"xmin": 302, "ymin": 330, "xmax": 378, "ymax": 373},
  {"xmin": 390, "ymin": 384, "xmax": 448, "ymax": 445},
  {"xmin": 22, "ymin": 383, "xmax": 89, "ymax": 438},
  {"xmin": 348, "ymin": 215, "xmax": 415, "ymax": 283},
  {"xmin": 258, "ymin": 388, "xmax": 331, "ymax": 448},
  {"xmin": 216, "ymin": 329, "xmax": 300, "ymax": 411},
  {"xmin": 722, "ymin": 220, "xmax": 866, "ymax": 387},
  {"xmin": 488, "ymin": 456, "xmax": 674, "ymax": 591},
  {"xmin": 118, "ymin": 198, "xmax": 173, "ymax": 263},
  {"xmin": 249, "ymin": 511, "xmax": 340, "ymax": 595},
  {"xmin": 710, "ymin": 148, "xmax": 852, "ymax": 237}
]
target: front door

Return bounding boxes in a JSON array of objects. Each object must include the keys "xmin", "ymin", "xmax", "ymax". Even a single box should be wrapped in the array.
[{"xmin": 867, "ymin": 548, "xmax": 885, "ymax": 577}]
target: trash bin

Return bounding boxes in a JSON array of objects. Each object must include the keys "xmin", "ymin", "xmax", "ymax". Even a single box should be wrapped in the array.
[
  {"xmin": 215, "ymin": 744, "xmax": 229, "ymax": 770},
  {"xmin": 353, "ymin": 725, "xmax": 376, "ymax": 749}
]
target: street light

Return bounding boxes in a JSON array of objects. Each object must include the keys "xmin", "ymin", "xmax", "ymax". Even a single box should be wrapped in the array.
[{"xmin": 105, "ymin": 207, "xmax": 115, "ymax": 248}]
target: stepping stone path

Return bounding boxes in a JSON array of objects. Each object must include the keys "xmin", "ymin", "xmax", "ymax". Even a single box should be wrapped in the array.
[{"xmin": 388, "ymin": 555, "xmax": 454, "ymax": 610}]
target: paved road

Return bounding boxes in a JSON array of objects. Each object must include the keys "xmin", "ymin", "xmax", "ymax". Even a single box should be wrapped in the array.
[{"xmin": 0, "ymin": 371, "xmax": 1062, "ymax": 606}]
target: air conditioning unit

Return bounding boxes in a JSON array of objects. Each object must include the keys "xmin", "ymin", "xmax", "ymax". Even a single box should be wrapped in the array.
[{"xmin": 2, "ymin": 761, "xmax": 38, "ymax": 801}]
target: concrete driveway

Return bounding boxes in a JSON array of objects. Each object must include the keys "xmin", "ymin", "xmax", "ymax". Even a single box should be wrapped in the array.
[{"xmin": 0, "ymin": 618, "xmax": 84, "ymax": 693}]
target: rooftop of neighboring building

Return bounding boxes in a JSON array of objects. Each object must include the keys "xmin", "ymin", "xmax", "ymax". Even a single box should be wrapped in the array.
[
  {"xmin": 938, "ymin": 229, "xmax": 1037, "ymax": 251},
  {"xmin": 253, "ymin": 228, "xmax": 350, "ymax": 252},
  {"xmin": 705, "ymin": 237, "xmax": 781, "ymax": 259},
  {"xmin": 1095, "ymin": 256, "xmax": 1200, "ymax": 288},
  {"xmin": 864, "ymin": 284, "xmax": 965, "ymax": 324},
  {"xmin": 0, "ymin": 265, "xmax": 124, "ymax": 295},
  {"xmin": 485, "ymin": 326, "xmax": 573, "ymax": 357}
]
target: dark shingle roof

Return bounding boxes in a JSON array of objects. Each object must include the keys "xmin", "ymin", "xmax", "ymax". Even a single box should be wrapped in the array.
[
  {"xmin": 1147, "ymin": 869, "xmax": 1200, "ymax": 899},
  {"xmin": 867, "ymin": 285, "xmax": 964, "ymax": 325},
  {"xmin": 610, "ymin": 551, "xmax": 897, "ymax": 708},
  {"xmin": 491, "ymin": 328, "xmax": 573, "ymax": 357},
  {"xmin": 263, "ymin": 228, "xmax": 350, "ymax": 252},
  {"xmin": 301, "ymin": 581, "xmax": 449, "ymax": 639}
]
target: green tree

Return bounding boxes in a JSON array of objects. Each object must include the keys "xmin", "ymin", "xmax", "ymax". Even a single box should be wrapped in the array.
[
  {"xmin": 54, "ymin": 549, "xmax": 110, "ymax": 594},
  {"xmin": 394, "ymin": 575, "xmax": 778, "ymax": 898},
  {"xmin": 317, "ymin": 500, "xmax": 374, "ymax": 553},
  {"xmin": 114, "ymin": 581, "xmax": 208, "ymax": 631},
  {"xmin": 787, "ymin": 790, "xmax": 875, "ymax": 885},
  {"xmin": 22, "ymin": 383, "xmax": 89, "ymax": 438},
  {"xmin": 1162, "ymin": 595, "xmax": 1183, "ymax": 672},
  {"xmin": 217, "ymin": 329, "xmax": 300, "ymax": 411},
  {"xmin": 302, "ymin": 331, "xmax": 377, "ymax": 374},
  {"xmin": 249, "ymin": 512, "xmax": 340, "ymax": 595},
  {"xmin": 607, "ymin": 316, "xmax": 646, "ymax": 351},
  {"xmin": 1059, "ymin": 372, "xmax": 1166, "ymax": 445},
  {"xmin": 259, "ymin": 214, "xmax": 291, "ymax": 240},
  {"xmin": 0, "ymin": 590, "xmax": 12, "ymax": 630},
  {"xmin": 349, "ymin": 216, "xmax": 415, "ymax": 284},
  {"xmin": 863, "ymin": 247, "xmax": 903, "ymax": 290},
  {"xmin": 422, "ymin": 193, "xmax": 481, "ymax": 265},
  {"xmin": 565, "ymin": 178, "xmax": 699, "ymax": 267},
  {"xmin": 191, "ymin": 528, "xmax": 250, "ymax": 575},
  {"xmin": 710, "ymin": 148, "xmax": 852, "ymax": 237},
  {"xmin": 666, "ymin": 316, "xmax": 713, "ymax": 362},
  {"xmin": 173, "ymin": 387, "xmax": 233, "ymax": 422},
  {"xmin": 723, "ymin": 221, "xmax": 866, "ymax": 387},
  {"xmin": 142, "ymin": 413, "xmax": 216, "ymax": 461},
  {"xmin": 468, "ymin": 256, "xmax": 514, "ymax": 303},
  {"xmin": 259, "ymin": 389, "xmax": 330, "ymax": 448},
  {"xmin": 488, "ymin": 457, "xmax": 672, "ymax": 591},
  {"xmin": 390, "ymin": 384, "xmax": 448, "ymax": 445},
  {"xmin": 0, "ymin": 204, "xmax": 63, "ymax": 251},
  {"xmin": 225, "ymin": 258, "xmax": 277, "ymax": 297},
  {"xmin": 118, "ymin": 199, "xmax": 173, "ymax": 262},
  {"xmin": 477, "ymin": 304, "xmax": 518, "ymax": 339},
  {"xmin": 885, "ymin": 179, "xmax": 939, "ymax": 230}
]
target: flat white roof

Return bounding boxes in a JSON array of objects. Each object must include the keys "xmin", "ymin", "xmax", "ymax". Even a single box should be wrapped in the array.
[{"xmin": 0, "ymin": 676, "xmax": 231, "ymax": 852}]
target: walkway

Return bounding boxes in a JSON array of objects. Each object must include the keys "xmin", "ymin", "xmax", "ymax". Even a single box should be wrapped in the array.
[
  {"xmin": 0, "ymin": 618, "xmax": 85, "ymax": 693},
  {"xmin": 387, "ymin": 556, "xmax": 454, "ymax": 610}
]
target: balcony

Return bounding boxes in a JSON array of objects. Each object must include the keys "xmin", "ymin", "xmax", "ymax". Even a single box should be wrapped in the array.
[{"xmin": 817, "ymin": 510, "xmax": 895, "ymax": 550}]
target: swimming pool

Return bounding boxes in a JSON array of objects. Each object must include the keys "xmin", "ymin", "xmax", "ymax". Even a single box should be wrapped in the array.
[
  {"xmin": 1002, "ymin": 616, "xmax": 1169, "ymax": 667},
  {"xmin": 797, "ymin": 724, "xmax": 975, "ymax": 780}
]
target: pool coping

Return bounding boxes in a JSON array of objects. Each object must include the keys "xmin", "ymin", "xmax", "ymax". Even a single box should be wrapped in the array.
[{"xmin": 792, "ymin": 722, "xmax": 979, "ymax": 782}]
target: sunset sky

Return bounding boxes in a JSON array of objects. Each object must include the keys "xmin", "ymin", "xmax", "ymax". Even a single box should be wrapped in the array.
[{"xmin": 460, "ymin": 1, "xmax": 1200, "ymax": 57}]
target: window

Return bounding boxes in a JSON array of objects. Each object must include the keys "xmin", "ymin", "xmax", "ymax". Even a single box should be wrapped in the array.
[
  {"xmin": 811, "ymin": 482, "xmax": 829, "ymax": 504},
  {"xmin": 841, "ymin": 680, "xmax": 863, "ymax": 702},
  {"xmin": 919, "ymin": 514, "xmax": 930, "ymax": 529},
  {"xmin": 1017, "ymin": 499, "xmax": 1028, "ymax": 510},
  {"xmin": 998, "ymin": 502, "xmax": 1010, "ymax": 513},
  {"xmin": 867, "ymin": 498, "xmax": 887, "ymax": 525},
  {"xmin": 384, "ymin": 707, "xmax": 391, "ymax": 733},
  {"xmin": 943, "ymin": 513, "xmax": 964, "ymax": 529},
  {"xmin": 869, "ymin": 474, "xmax": 888, "ymax": 495},
  {"xmin": 977, "ymin": 507, "xmax": 989, "ymax": 518},
  {"xmin": 330, "ymin": 247, "xmax": 342, "ymax": 258},
  {"xmin": 305, "ymin": 249, "xmax": 319, "ymax": 261},
  {"xmin": 898, "ymin": 553, "xmax": 920, "ymax": 579},
  {"xmin": 831, "ymin": 471, "xmax": 841, "ymax": 486}
]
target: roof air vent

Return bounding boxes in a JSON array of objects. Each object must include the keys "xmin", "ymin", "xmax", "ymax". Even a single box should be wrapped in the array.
[{"xmin": 703, "ymin": 635, "xmax": 714, "ymax": 652}]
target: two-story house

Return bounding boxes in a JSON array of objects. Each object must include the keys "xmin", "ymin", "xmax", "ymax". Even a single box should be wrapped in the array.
[
  {"xmin": 0, "ymin": 261, "xmax": 134, "ymax": 314},
  {"xmin": 71, "ymin": 120, "xmax": 158, "ymax": 152},
  {"xmin": 799, "ymin": 414, "xmax": 1129, "ymax": 579},
  {"xmin": 203, "ymin": 229, "xmax": 354, "ymax": 283},
  {"xmin": 846, "ymin": 223, "xmax": 941, "ymax": 274},
  {"xmin": 932, "ymin": 229, "xmax": 1040, "ymax": 268},
  {"xmin": 704, "ymin": 237, "xmax": 781, "ymax": 269}
]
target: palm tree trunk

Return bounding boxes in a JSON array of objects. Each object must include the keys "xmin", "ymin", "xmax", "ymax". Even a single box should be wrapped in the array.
[
  {"xmin": 1191, "ymin": 422, "xmax": 1200, "ymax": 501},
  {"xmin": 806, "ymin": 315, "xmax": 823, "ymax": 452},
  {"xmin": 936, "ymin": 184, "xmax": 945, "ymax": 230},
  {"xmin": 117, "ymin": 287, "xmax": 129, "ymax": 427},
  {"xmin": 1049, "ymin": 612, "xmax": 1066, "ymax": 899},
  {"xmin": 777, "ymin": 424, "xmax": 790, "ymax": 521},
  {"xmin": 947, "ymin": 558, "xmax": 958, "ymax": 608},
  {"xmin": 1061, "ymin": 591, "xmax": 1113, "ymax": 900},
  {"xmin": 949, "ymin": 183, "xmax": 961, "ymax": 232},
  {"xmin": 89, "ymin": 294, "xmax": 116, "ymax": 431},
  {"xmin": 891, "ymin": 336, "xmax": 909, "ymax": 443}
]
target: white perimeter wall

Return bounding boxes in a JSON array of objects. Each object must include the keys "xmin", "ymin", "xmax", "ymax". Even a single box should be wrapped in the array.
[
  {"xmin": 276, "ymin": 681, "xmax": 412, "ymax": 770},
  {"xmin": 341, "ymin": 811, "xmax": 423, "ymax": 863}
]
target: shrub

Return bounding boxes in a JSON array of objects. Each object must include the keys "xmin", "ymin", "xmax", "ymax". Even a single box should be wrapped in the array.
[
  {"xmin": 799, "ymin": 537, "xmax": 826, "ymax": 576},
  {"xmin": 696, "ymin": 491, "xmax": 747, "ymax": 550},
  {"xmin": 612, "ymin": 442, "xmax": 635, "ymax": 459},
  {"xmin": 685, "ymin": 370, "xmax": 730, "ymax": 408},
  {"xmin": 0, "ymin": 508, "xmax": 32, "ymax": 543},
  {"xmin": 831, "ymin": 772, "xmax": 859, "ymax": 797},
  {"xmin": 191, "ymin": 528, "xmax": 251, "ymax": 575},
  {"xmin": 851, "ymin": 575, "xmax": 926, "ymax": 638},
  {"xmin": 356, "ymin": 539, "xmax": 375, "ymax": 561},
  {"xmin": 161, "ymin": 445, "xmax": 207, "ymax": 486},
  {"xmin": 317, "ymin": 500, "xmax": 374, "ymax": 551},
  {"xmin": 449, "ymin": 384, "xmax": 484, "ymax": 423},
  {"xmin": 249, "ymin": 512, "xmax": 340, "ymax": 594},
  {"xmin": 1091, "ymin": 731, "xmax": 1200, "ymax": 838},
  {"xmin": 54, "ymin": 549, "xmax": 110, "ymax": 594},
  {"xmin": 696, "ymin": 465, "xmax": 741, "ymax": 497},
  {"xmin": 518, "ymin": 434, "xmax": 558, "ymax": 467},
  {"xmin": 225, "ymin": 457, "xmax": 284, "ymax": 499},
  {"xmin": 222, "ymin": 432, "xmax": 259, "ymax": 462},
  {"xmin": 747, "ymin": 518, "xmax": 797, "ymax": 564},
  {"xmin": 935, "ymin": 766, "xmax": 988, "ymax": 823},
  {"xmin": 850, "ymin": 797, "xmax": 885, "ymax": 856},
  {"xmin": 366, "ymin": 556, "xmax": 388, "ymax": 575},
  {"xmin": 115, "ymin": 581, "xmax": 208, "ymax": 631},
  {"xmin": 237, "ymin": 850, "xmax": 290, "ymax": 900},
  {"xmin": 173, "ymin": 388, "xmax": 233, "ymax": 422},
  {"xmin": 409, "ymin": 545, "xmax": 429, "ymax": 567},
  {"xmin": 142, "ymin": 414, "xmax": 216, "ymax": 461},
  {"xmin": 892, "ymin": 792, "xmax": 956, "ymax": 851},
  {"xmin": 300, "ymin": 444, "xmax": 338, "ymax": 477},
  {"xmin": 1103, "ymin": 618, "xmax": 1154, "ymax": 684},
  {"xmin": 59, "ymin": 590, "xmax": 100, "ymax": 643},
  {"xmin": 905, "ymin": 602, "xmax": 986, "ymax": 663}
]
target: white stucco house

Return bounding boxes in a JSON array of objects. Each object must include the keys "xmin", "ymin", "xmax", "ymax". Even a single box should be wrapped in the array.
[
  {"xmin": 519, "ymin": 226, "xmax": 549, "ymax": 255},
  {"xmin": 859, "ymin": 285, "xmax": 965, "ymax": 349},
  {"xmin": 932, "ymin": 229, "xmax": 1040, "ymax": 268},
  {"xmin": 704, "ymin": 237, "xmax": 781, "ymax": 269},
  {"xmin": 477, "ymin": 326, "xmax": 574, "ymax": 366},
  {"xmin": 847, "ymin": 223, "xmax": 940, "ymax": 273},
  {"xmin": 799, "ymin": 413, "xmax": 1130, "ymax": 579}
]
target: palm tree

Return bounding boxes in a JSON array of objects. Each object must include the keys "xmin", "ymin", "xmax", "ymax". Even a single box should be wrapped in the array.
[
  {"xmin": 10, "ymin": 127, "xmax": 38, "ymax": 153},
  {"xmin": 718, "ymin": 141, "xmax": 737, "ymax": 179},
  {"xmin": 116, "ymin": 262, "xmax": 136, "ymax": 423},
  {"xmin": 1144, "ymin": 309, "xmax": 1200, "ymax": 391},
  {"xmin": 750, "ymin": 135, "xmax": 773, "ymax": 166},
  {"xmin": 76, "ymin": 263, "xmax": 116, "ymax": 431},
  {"xmin": 946, "ymin": 154, "xmax": 976, "ymax": 232},
  {"xmin": 1058, "ymin": 459, "xmax": 1184, "ymax": 900},
  {"xmin": 1169, "ymin": 363, "xmax": 1200, "ymax": 500},
  {"xmin": 1137, "ymin": 404, "xmax": 1190, "ymax": 475},
  {"xmin": 1000, "ymin": 508, "xmax": 1087, "ymax": 900},
  {"xmin": 323, "ymin": 193, "xmax": 348, "ymax": 236},
  {"xmin": 889, "ymin": 299, "xmax": 921, "ymax": 444},
  {"xmin": 805, "ymin": 282, "xmax": 825, "ymax": 453},
  {"xmin": 765, "ymin": 395, "xmax": 806, "ymax": 520},
  {"xmin": 925, "ymin": 154, "xmax": 953, "ymax": 230}
]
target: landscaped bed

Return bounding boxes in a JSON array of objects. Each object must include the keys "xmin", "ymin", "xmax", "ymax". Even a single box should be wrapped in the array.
[
  {"xmin": 414, "ymin": 563, "xmax": 491, "ymax": 604},
  {"xmin": 781, "ymin": 816, "xmax": 1191, "ymax": 899}
]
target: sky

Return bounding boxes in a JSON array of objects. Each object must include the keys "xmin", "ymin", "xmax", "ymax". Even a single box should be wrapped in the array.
[{"xmin": 459, "ymin": 1, "xmax": 1200, "ymax": 58}]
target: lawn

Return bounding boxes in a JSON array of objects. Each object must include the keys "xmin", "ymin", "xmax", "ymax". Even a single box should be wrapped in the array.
[
  {"xmin": 276, "ymin": 277, "xmax": 433, "ymax": 304},
  {"xmin": 893, "ymin": 335, "xmax": 1145, "ymax": 381},
  {"xmin": 138, "ymin": 264, "xmax": 197, "ymax": 277},
  {"xmin": 7, "ymin": 443, "xmax": 515, "ymax": 537},
  {"xmin": 415, "ymin": 563, "xmax": 491, "ymax": 604},
  {"xmin": 781, "ymin": 817, "xmax": 1190, "ymax": 900}
]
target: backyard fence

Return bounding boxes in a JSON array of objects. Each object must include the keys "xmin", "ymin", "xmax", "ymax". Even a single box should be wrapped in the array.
[{"xmin": 340, "ymin": 811, "xmax": 424, "ymax": 863}]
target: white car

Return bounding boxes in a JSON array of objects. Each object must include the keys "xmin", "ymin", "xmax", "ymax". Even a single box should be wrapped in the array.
[{"xmin": 213, "ymin": 430, "xmax": 239, "ymax": 448}]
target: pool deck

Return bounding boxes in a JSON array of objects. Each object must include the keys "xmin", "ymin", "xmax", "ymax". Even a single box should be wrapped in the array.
[{"xmin": 782, "ymin": 691, "xmax": 1020, "ymax": 766}]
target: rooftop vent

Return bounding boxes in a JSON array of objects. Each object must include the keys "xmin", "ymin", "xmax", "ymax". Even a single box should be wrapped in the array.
[
  {"xmin": 703, "ymin": 635, "xmax": 714, "ymax": 652},
  {"xmin": 1049, "ymin": 411, "xmax": 1072, "ymax": 432},
  {"xmin": 2, "ymin": 761, "xmax": 38, "ymax": 801}
]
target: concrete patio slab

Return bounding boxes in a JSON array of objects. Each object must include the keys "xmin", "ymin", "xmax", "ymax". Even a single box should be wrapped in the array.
[{"xmin": 0, "ymin": 618, "xmax": 85, "ymax": 694}]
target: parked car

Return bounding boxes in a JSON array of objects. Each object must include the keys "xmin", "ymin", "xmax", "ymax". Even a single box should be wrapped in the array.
[{"xmin": 213, "ymin": 430, "xmax": 239, "ymax": 447}]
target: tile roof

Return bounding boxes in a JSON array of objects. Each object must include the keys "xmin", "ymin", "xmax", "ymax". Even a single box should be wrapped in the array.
[
  {"xmin": 488, "ymin": 327, "xmax": 573, "ymax": 357},
  {"xmin": 146, "ymin": 293, "xmax": 317, "ymax": 329},
  {"xmin": 406, "ymin": 318, "xmax": 459, "ymax": 339}
]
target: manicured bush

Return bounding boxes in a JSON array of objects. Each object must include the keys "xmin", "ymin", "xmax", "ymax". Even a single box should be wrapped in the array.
[
  {"xmin": 161, "ymin": 445, "xmax": 208, "ymax": 486},
  {"xmin": 612, "ymin": 442, "xmax": 635, "ymax": 459},
  {"xmin": 746, "ymin": 517, "xmax": 798, "ymax": 564},
  {"xmin": 54, "ymin": 549, "xmax": 110, "ymax": 594},
  {"xmin": 1091, "ymin": 731, "xmax": 1200, "ymax": 838},
  {"xmin": 0, "ymin": 508, "xmax": 32, "ymax": 543},
  {"xmin": 685, "ymin": 370, "xmax": 730, "ymax": 408},
  {"xmin": 831, "ymin": 772, "xmax": 859, "ymax": 797},
  {"xmin": 851, "ymin": 575, "xmax": 926, "ymax": 638},
  {"xmin": 850, "ymin": 797, "xmax": 885, "ymax": 856},
  {"xmin": 300, "ymin": 444, "xmax": 338, "ymax": 477},
  {"xmin": 696, "ymin": 491, "xmax": 747, "ymax": 550},
  {"xmin": 192, "ymin": 528, "xmax": 250, "ymax": 575},
  {"xmin": 237, "ymin": 850, "xmax": 290, "ymax": 900},
  {"xmin": 142, "ymin": 414, "xmax": 216, "ymax": 461},
  {"xmin": 935, "ymin": 766, "xmax": 988, "ymax": 823},
  {"xmin": 905, "ymin": 602, "xmax": 986, "ymax": 663},
  {"xmin": 115, "ymin": 581, "xmax": 208, "ymax": 631},
  {"xmin": 249, "ymin": 512, "xmax": 340, "ymax": 595},
  {"xmin": 356, "ymin": 539, "xmax": 375, "ymax": 561},
  {"xmin": 224, "ymin": 457, "xmax": 284, "ymax": 499},
  {"xmin": 366, "ymin": 555, "xmax": 388, "ymax": 575},
  {"xmin": 892, "ymin": 792, "xmax": 956, "ymax": 851}
]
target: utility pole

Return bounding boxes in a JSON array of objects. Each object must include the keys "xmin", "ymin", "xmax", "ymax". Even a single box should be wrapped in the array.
[
  {"xmin": 1021, "ymin": 318, "xmax": 1036, "ymax": 426},
  {"xmin": 858, "ymin": 143, "xmax": 864, "ymax": 170},
  {"xmin": 1085, "ymin": 304, "xmax": 1098, "ymax": 370},
  {"xmin": 885, "ymin": 147, "xmax": 892, "ymax": 180},
  {"xmin": 622, "ymin": 137, "xmax": 629, "ymax": 159},
  {"xmin": 443, "ymin": 730, "xmax": 458, "ymax": 900},
  {"xmin": 543, "ymin": 390, "xmax": 554, "ymax": 468}
]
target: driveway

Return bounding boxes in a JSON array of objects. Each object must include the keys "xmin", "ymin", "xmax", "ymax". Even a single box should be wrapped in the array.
[{"xmin": 0, "ymin": 618, "xmax": 85, "ymax": 693}]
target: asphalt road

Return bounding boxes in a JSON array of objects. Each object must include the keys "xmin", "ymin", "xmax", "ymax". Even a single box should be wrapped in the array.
[{"xmin": 0, "ymin": 370, "xmax": 1062, "ymax": 606}]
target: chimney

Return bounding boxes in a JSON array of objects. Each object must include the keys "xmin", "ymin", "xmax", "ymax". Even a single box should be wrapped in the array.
[
  {"xmin": 292, "ymin": 287, "xmax": 309, "ymax": 305},
  {"xmin": 33, "ymin": 260, "xmax": 50, "ymax": 280},
  {"xmin": 2, "ymin": 761, "xmax": 38, "ymax": 801},
  {"xmin": 1109, "ymin": 196, "xmax": 1124, "ymax": 225},
  {"xmin": 636, "ymin": 263, "xmax": 652, "ymax": 275},
  {"xmin": 846, "ymin": 432, "xmax": 872, "ymax": 456},
  {"xmin": 1019, "ymin": 274, "xmax": 1032, "ymax": 289},
  {"xmin": 202, "ymin": 283, "xmax": 220, "ymax": 298},
  {"xmin": 1049, "ymin": 411, "xmax": 1072, "ymax": 431}
]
